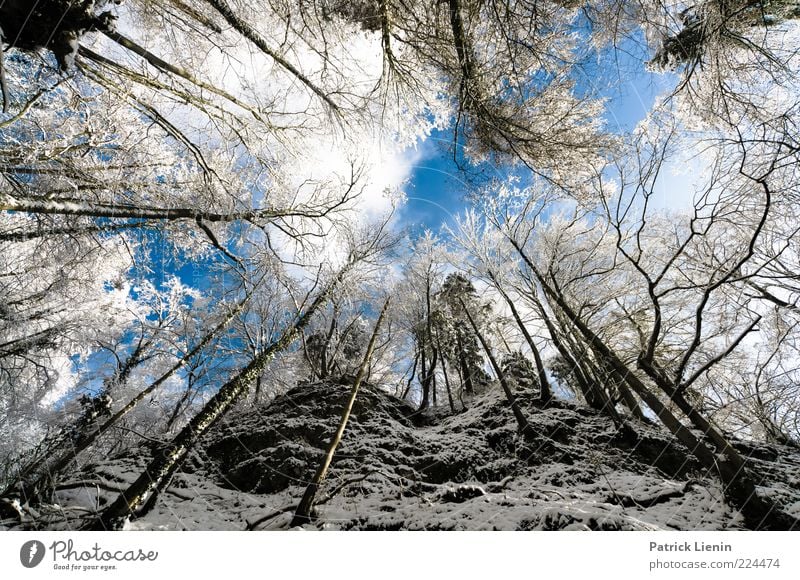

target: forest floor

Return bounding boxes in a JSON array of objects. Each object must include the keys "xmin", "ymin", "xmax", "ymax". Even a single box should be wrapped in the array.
[{"xmin": 7, "ymin": 381, "xmax": 800, "ymax": 531}]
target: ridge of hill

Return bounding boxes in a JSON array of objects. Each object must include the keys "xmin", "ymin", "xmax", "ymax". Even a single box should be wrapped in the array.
[{"xmin": 9, "ymin": 381, "xmax": 800, "ymax": 530}]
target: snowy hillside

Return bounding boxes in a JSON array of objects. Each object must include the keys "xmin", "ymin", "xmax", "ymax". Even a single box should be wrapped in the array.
[{"xmin": 10, "ymin": 381, "xmax": 800, "ymax": 531}]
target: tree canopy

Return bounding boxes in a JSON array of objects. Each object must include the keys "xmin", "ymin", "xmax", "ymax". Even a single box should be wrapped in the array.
[{"xmin": 1, "ymin": 0, "xmax": 799, "ymax": 530}]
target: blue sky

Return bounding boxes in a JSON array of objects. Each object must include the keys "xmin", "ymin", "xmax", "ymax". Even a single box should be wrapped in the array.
[
  {"xmin": 398, "ymin": 40, "xmax": 677, "ymax": 233},
  {"xmin": 398, "ymin": 129, "xmax": 476, "ymax": 234}
]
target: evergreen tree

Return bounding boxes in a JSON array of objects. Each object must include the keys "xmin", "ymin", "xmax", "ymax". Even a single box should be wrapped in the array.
[{"xmin": 435, "ymin": 273, "xmax": 490, "ymax": 397}]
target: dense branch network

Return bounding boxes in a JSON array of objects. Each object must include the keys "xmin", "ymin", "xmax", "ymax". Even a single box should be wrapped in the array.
[{"xmin": 0, "ymin": 0, "xmax": 798, "ymax": 531}]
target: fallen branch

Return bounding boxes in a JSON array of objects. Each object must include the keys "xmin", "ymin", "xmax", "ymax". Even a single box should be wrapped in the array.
[{"xmin": 605, "ymin": 480, "xmax": 699, "ymax": 509}]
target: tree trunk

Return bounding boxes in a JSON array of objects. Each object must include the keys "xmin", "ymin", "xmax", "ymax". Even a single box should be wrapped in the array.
[
  {"xmin": 491, "ymin": 273, "xmax": 553, "ymax": 404},
  {"xmin": 438, "ymin": 335, "xmax": 457, "ymax": 413},
  {"xmin": 419, "ymin": 345, "xmax": 438, "ymax": 411},
  {"xmin": 165, "ymin": 369, "xmax": 197, "ymax": 432},
  {"xmin": 432, "ymin": 365, "xmax": 438, "ymax": 407},
  {"xmin": 319, "ymin": 308, "xmax": 338, "ymax": 380},
  {"xmin": 4, "ymin": 299, "xmax": 248, "ymax": 505},
  {"xmin": 401, "ymin": 351, "xmax": 418, "ymax": 400},
  {"xmin": 535, "ymin": 294, "xmax": 606, "ymax": 410},
  {"xmin": 534, "ymin": 266, "xmax": 799, "ymax": 530},
  {"xmin": 419, "ymin": 270, "xmax": 438, "ymax": 410},
  {"xmin": 459, "ymin": 298, "xmax": 534, "ymax": 436},
  {"xmin": 290, "ymin": 298, "xmax": 390, "ymax": 527},
  {"xmin": 84, "ymin": 266, "xmax": 353, "ymax": 530},
  {"xmin": 456, "ymin": 331, "xmax": 474, "ymax": 395},
  {"xmin": 615, "ymin": 376, "xmax": 647, "ymax": 421}
]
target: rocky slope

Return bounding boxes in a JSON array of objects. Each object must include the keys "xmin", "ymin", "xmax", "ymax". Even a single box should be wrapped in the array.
[{"xmin": 8, "ymin": 381, "xmax": 800, "ymax": 530}]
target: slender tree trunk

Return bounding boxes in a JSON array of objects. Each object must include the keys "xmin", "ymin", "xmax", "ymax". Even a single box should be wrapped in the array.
[
  {"xmin": 456, "ymin": 332, "xmax": 474, "ymax": 395},
  {"xmin": 419, "ymin": 345, "xmax": 438, "ymax": 411},
  {"xmin": 290, "ymin": 298, "xmax": 391, "ymax": 527},
  {"xmin": 563, "ymin": 334, "xmax": 627, "ymax": 425},
  {"xmin": 165, "ymin": 370, "xmax": 197, "ymax": 432},
  {"xmin": 438, "ymin": 338, "xmax": 457, "ymax": 413},
  {"xmin": 254, "ymin": 375, "xmax": 263, "ymax": 401},
  {"xmin": 419, "ymin": 271, "xmax": 438, "ymax": 410},
  {"xmin": 84, "ymin": 266, "xmax": 353, "ymax": 530},
  {"xmin": 535, "ymin": 295, "xmax": 605, "ymax": 410},
  {"xmin": 418, "ymin": 334, "xmax": 429, "ymax": 410},
  {"xmin": 615, "ymin": 377, "xmax": 647, "ymax": 421},
  {"xmin": 491, "ymin": 273, "xmax": 553, "ymax": 404},
  {"xmin": 459, "ymin": 298, "xmax": 534, "ymax": 435},
  {"xmin": 3, "ymin": 298, "xmax": 248, "ymax": 504},
  {"xmin": 533, "ymin": 266, "xmax": 799, "ymax": 529},
  {"xmin": 401, "ymin": 351, "xmax": 418, "ymax": 400},
  {"xmin": 637, "ymin": 355, "xmax": 770, "ymax": 476},
  {"xmin": 594, "ymin": 352, "xmax": 647, "ymax": 421},
  {"xmin": 455, "ymin": 363, "xmax": 466, "ymax": 407},
  {"xmin": 319, "ymin": 309, "xmax": 338, "ymax": 379}
]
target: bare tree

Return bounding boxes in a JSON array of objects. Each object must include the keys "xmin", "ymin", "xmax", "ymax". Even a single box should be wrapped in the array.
[
  {"xmin": 290, "ymin": 297, "xmax": 390, "ymax": 527},
  {"xmin": 476, "ymin": 121, "xmax": 800, "ymax": 527}
]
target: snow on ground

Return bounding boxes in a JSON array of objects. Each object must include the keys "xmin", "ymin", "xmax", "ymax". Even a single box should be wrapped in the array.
[{"xmin": 5, "ymin": 381, "xmax": 800, "ymax": 531}]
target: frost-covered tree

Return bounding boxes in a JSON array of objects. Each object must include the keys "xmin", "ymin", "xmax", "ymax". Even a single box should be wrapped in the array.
[
  {"xmin": 2, "ymin": 0, "xmax": 799, "ymax": 532},
  {"xmin": 394, "ymin": 233, "xmax": 447, "ymax": 410},
  {"xmin": 434, "ymin": 272, "xmax": 490, "ymax": 398},
  {"xmin": 474, "ymin": 115, "xmax": 800, "ymax": 527}
]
